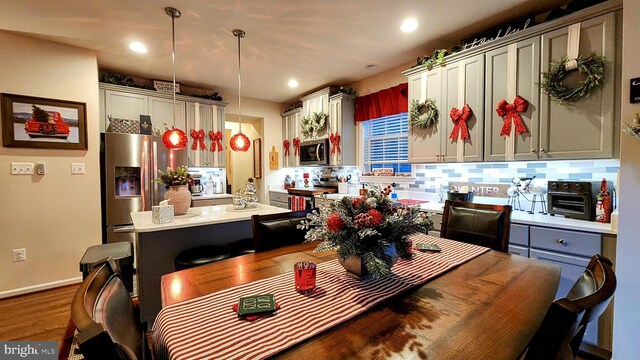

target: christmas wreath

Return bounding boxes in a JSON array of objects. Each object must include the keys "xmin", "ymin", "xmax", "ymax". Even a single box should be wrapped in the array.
[
  {"xmin": 409, "ymin": 98, "xmax": 439, "ymax": 130},
  {"xmin": 301, "ymin": 112, "xmax": 328, "ymax": 138},
  {"xmin": 540, "ymin": 53, "xmax": 606, "ymax": 103},
  {"xmin": 623, "ymin": 114, "xmax": 640, "ymax": 139}
]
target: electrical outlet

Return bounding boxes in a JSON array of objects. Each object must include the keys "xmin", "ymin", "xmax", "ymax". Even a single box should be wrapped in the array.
[
  {"xmin": 10, "ymin": 162, "xmax": 34, "ymax": 175},
  {"xmin": 36, "ymin": 162, "xmax": 45, "ymax": 175},
  {"xmin": 70, "ymin": 163, "xmax": 85, "ymax": 175},
  {"xmin": 12, "ymin": 248, "xmax": 26, "ymax": 262}
]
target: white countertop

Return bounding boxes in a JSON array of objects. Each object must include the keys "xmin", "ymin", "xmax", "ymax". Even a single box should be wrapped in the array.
[
  {"xmin": 191, "ymin": 193, "xmax": 233, "ymax": 200},
  {"xmin": 269, "ymin": 189, "xmax": 289, "ymax": 194},
  {"xmin": 130, "ymin": 203, "xmax": 290, "ymax": 233}
]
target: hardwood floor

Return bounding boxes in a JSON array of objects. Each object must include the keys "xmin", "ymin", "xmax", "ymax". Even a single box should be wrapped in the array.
[{"xmin": 0, "ymin": 284, "xmax": 78, "ymax": 341}]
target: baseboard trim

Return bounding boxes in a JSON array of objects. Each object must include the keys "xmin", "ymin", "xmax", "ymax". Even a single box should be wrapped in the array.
[{"xmin": 0, "ymin": 277, "xmax": 83, "ymax": 299}]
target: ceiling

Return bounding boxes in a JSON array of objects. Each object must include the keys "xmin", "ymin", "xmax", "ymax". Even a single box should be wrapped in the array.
[{"xmin": 0, "ymin": 0, "xmax": 567, "ymax": 104}]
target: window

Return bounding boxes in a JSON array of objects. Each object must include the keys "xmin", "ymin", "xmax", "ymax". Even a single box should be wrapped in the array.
[{"xmin": 362, "ymin": 113, "xmax": 410, "ymax": 174}]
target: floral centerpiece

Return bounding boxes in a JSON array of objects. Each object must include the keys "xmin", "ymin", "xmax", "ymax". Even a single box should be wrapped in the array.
[
  {"xmin": 155, "ymin": 165, "xmax": 193, "ymax": 189},
  {"xmin": 299, "ymin": 189, "xmax": 433, "ymax": 279}
]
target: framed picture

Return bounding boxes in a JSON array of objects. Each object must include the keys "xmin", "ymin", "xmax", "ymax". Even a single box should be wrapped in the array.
[
  {"xmin": 253, "ymin": 138, "xmax": 262, "ymax": 179},
  {"xmin": 1, "ymin": 93, "xmax": 87, "ymax": 149}
]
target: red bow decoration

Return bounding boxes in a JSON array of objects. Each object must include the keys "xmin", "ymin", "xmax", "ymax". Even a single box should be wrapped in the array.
[
  {"xmin": 330, "ymin": 132, "xmax": 341, "ymax": 154},
  {"xmin": 293, "ymin": 137, "xmax": 301, "ymax": 156},
  {"xmin": 449, "ymin": 105, "xmax": 473, "ymax": 140},
  {"xmin": 496, "ymin": 96, "xmax": 529, "ymax": 137},
  {"xmin": 190, "ymin": 129, "xmax": 206, "ymax": 150},
  {"xmin": 209, "ymin": 130, "xmax": 223, "ymax": 152},
  {"xmin": 283, "ymin": 140, "xmax": 290, "ymax": 156}
]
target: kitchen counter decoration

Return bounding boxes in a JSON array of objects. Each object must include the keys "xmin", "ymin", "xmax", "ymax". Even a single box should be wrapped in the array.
[
  {"xmin": 623, "ymin": 113, "xmax": 640, "ymax": 139},
  {"xmin": 298, "ymin": 189, "xmax": 432, "ymax": 279},
  {"xmin": 301, "ymin": 112, "xmax": 327, "ymax": 138},
  {"xmin": 155, "ymin": 166, "xmax": 193, "ymax": 215},
  {"xmin": 409, "ymin": 98, "xmax": 439, "ymax": 131}
]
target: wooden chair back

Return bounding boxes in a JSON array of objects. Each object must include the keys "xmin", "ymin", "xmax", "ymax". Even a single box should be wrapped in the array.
[
  {"xmin": 440, "ymin": 200, "xmax": 512, "ymax": 252},
  {"xmin": 252, "ymin": 209, "xmax": 316, "ymax": 252},
  {"xmin": 524, "ymin": 254, "xmax": 617, "ymax": 360}
]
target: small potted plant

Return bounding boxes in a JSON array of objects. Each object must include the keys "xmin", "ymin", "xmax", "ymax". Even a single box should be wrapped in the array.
[
  {"xmin": 299, "ymin": 189, "xmax": 432, "ymax": 279},
  {"xmin": 155, "ymin": 166, "xmax": 193, "ymax": 215}
]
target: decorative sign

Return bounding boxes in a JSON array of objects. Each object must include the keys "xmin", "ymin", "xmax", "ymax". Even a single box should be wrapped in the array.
[
  {"xmin": 461, "ymin": 16, "xmax": 534, "ymax": 50},
  {"xmin": 153, "ymin": 80, "xmax": 181, "ymax": 94},
  {"xmin": 269, "ymin": 145, "xmax": 279, "ymax": 170},
  {"xmin": 449, "ymin": 182, "xmax": 510, "ymax": 198},
  {"xmin": 139, "ymin": 115, "xmax": 152, "ymax": 135},
  {"xmin": 236, "ymin": 294, "xmax": 276, "ymax": 317},
  {"xmin": 372, "ymin": 168, "xmax": 395, "ymax": 176},
  {"xmin": 630, "ymin": 77, "xmax": 640, "ymax": 103}
]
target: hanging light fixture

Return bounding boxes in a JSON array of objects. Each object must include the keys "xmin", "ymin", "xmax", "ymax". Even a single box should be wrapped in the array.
[
  {"xmin": 161, "ymin": 7, "xmax": 188, "ymax": 150},
  {"xmin": 230, "ymin": 29, "xmax": 251, "ymax": 152}
]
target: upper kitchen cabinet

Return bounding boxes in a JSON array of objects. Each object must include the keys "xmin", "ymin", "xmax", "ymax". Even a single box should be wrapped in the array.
[
  {"xmin": 441, "ymin": 54, "xmax": 485, "ymax": 162},
  {"xmin": 100, "ymin": 87, "xmax": 149, "ymax": 132},
  {"xmin": 328, "ymin": 93, "xmax": 356, "ymax": 166},
  {"xmin": 186, "ymin": 102, "xmax": 225, "ymax": 167},
  {"xmin": 484, "ymin": 37, "xmax": 540, "ymax": 161},
  {"xmin": 282, "ymin": 108, "xmax": 301, "ymax": 167},
  {"xmin": 407, "ymin": 66, "xmax": 443, "ymax": 163},
  {"xmin": 149, "ymin": 96, "xmax": 186, "ymax": 131},
  {"xmin": 299, "ymin": 87, "xmax": 338, "ymax": 141},
  {"xmin": 539, "ymin": 13, "xmax": 616, "ymax": 160}
]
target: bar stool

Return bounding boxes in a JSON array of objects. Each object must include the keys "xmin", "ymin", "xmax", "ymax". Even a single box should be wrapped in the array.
[
  {"xmin": 174, "ymin": 245, "xmax": 231, "ymax": 271},
  {"xmin": 79, "ymin": 242, "xmax": 134, "ymax": 293},
  {"xmin": 230, "ymin": 237, "xmax": 255, "ymax": 256}
]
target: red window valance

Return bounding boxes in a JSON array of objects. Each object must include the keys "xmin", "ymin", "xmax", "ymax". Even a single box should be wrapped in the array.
[{"xmin": 354, "ymin": 83, "xmax": 408, "ymax": 122}]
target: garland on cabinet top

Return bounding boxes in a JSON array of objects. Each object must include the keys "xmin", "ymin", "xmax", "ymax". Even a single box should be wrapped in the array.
[
  {"xmin": 100, "ymin": 71, "xmax": 223, "ymax": 101},
  {"xmin": 540, "ymin": 53, "xmax": 606, "ymax": 104},
  {"xmin": 623, "ymin": 114, "xmax": 640, "ymax": 139},
  {"xmin": 409, "ymin": 98, "xmax": 439, "ymax": 130},
  {"xmin": 301, "ymin": 112, "xmax": 328, "ymax": 138}
]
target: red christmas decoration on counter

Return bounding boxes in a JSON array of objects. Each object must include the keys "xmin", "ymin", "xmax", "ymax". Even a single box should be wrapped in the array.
[
  {"xmin": 190, "ymin": 129, "xmax": 206, "ymax": 150},
  {"xmin": 283, "ymin": 139, "xmax": 290, "ymax": 156},
  {"xmin": 293, "ymin": 137, "xmax": 301, "ymax": 156},
  {"xmin": 330, "ymin": 132, "xmax": 341, "ymax": 154},
  {"xmin": 595, "ymin": 178, "xmax": 612, "ymax": 223},
  {"xmin": 209, "ymin": 130, "xmax": 223, "ymax": 152},
  {"xmin": 449, "ymin": 104, "xmax": 473, "ymax": 140},
  {"xmin": 496, "ymin": 96, "xmax": 529, "ymax": 137}
]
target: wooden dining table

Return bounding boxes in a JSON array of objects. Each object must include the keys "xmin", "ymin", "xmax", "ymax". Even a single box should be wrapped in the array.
[{"xmin": 160, "ymin": 241, "xmax": 560, "ymax": 359}]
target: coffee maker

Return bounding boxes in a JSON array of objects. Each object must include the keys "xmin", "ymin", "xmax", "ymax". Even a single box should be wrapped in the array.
[{"xmin": 190, "ymin": 174, "xmax": 204, "ymax": 195}]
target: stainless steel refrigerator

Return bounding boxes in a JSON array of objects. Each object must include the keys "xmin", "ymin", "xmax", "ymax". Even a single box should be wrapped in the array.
[{"xmin": 101, "ymin": 132, "xmax": 188, "ymax": 243}]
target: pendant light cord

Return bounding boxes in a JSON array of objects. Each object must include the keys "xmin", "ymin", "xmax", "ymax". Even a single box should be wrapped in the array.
[
  {"xmin": 165, "ymin": 7, "xmax": 181, "ymax": 129},
  {"xmin": 234, "ymin": 29, "xmax": 245, "ymax": 134}
]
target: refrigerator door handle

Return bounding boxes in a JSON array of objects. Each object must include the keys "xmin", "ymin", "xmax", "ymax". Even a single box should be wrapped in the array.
[
  {"xmin": 152, "ymin": 140, "xmax": 158, "ymax": 206},
  {"xmin": 142, "ymin": 138, "xmax": 149, "ymax": 211}
]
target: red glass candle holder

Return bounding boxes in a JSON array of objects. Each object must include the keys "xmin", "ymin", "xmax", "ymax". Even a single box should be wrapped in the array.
[{"xmin": 294, "ymin": 261, "xmax": 316, "ymax": 294}]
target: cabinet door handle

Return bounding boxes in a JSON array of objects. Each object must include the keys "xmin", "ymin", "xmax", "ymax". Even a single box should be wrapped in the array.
[
  {"xmin": 540, "ymin": 148, "xmax": 546, "ymax": 153},
  {"xmin": 556, "ymin": 238, "xmax": 567, "ymax": 246},
  {"xmin": 531, "ymin": 149, "xmax": 537, "ymax": 153}
]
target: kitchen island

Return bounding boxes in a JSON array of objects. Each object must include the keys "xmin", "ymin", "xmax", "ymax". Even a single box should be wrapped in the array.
[{"xmin": 130, "ymin": 203, "xmax": 290, "ymax": 324}]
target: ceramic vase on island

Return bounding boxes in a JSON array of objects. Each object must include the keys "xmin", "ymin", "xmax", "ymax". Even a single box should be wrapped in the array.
[{"xmin": 163, "ymin": 185, "xmax": 191, "ymax": 215}]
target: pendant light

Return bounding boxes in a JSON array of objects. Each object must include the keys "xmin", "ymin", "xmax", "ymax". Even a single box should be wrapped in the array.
[
  {"xmin": 161, "ymin": 7, "xmax": 188, "ymax": 150},
  {"xmin": 230, "ymin": 29, "xmax": 251, "ymax": 152}
]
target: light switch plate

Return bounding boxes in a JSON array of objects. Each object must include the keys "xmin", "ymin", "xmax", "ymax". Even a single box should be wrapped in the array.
[
  {"xmin": 70, "ymin": 163, "xmax": 85, "ymax": 175},
  {"xmin": 10, "ymin": 162, "xmax": 34, "ymax": 175}
]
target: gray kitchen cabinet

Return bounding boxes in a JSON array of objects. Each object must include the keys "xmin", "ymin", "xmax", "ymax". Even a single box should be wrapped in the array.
[
  {"xmin": 101, "ymin": 89, "xmax": 149, "ymax": 132},
  {"xmin": 269, "ymin": 191, "xmax": 289, "ymax": 209},
  {"xmin": 328, "ymin": 93, "xmax": 356, "ymax": 166},
  {"xmin": 484, "ymin": 36, "xmax": 541, "ymax": 161},
  {"xmin": 299, "ymin": 87, "xmax": 337, "ymax": 141},
  {"xmin": 508, "ymin": 245, "xmax": 529, "ymax": 257},
  {"xmin": 539, "ymin": 13, "xmax": 616, "ymax": 160},
  {"xmin": 282, "ymin": 108, "xmax": 301, "ymax": 167},
  {"xmin": 407, "ymin": 67, "xmax": 443, "ymax": 163},
  {"xmin": 191, "ymin": 197, "xmax": 233, "ymax": 207},
  {"xmin": 509, "ymin": 223, "xmax": 529, "ymax": 246},
  {"xmin": 149, "ymin": 96, "xmax": 186, "ymax": 132},
  {"xmin": 186, "ymin": 102, "xmax": 225, "ymax": 167}
]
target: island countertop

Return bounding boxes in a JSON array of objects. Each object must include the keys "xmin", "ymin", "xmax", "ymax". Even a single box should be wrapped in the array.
[{"xmin": 130, "ymin": 203, "xmax": 290, "ymax": 233}]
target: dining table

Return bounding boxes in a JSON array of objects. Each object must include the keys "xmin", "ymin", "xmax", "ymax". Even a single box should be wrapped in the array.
[{"xmin": 157, "ymin": 235, "xmax": 560, "ymax": 360}]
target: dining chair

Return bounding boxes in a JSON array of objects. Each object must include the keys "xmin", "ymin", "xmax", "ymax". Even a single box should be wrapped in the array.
[
  {"xmin": 252, "ymin": 208, "xmax": 316, "ymax": 252},
  {"xmin": 71, "ymin": 257, "xmax": 151, "ymax": 360},
  {"xmin": 523, "ymin": 254, "xmax": 617, "ymax": 360},
  {"xmin": 440, "ymin": 200, "xmax": 512, "ymax": 252}
]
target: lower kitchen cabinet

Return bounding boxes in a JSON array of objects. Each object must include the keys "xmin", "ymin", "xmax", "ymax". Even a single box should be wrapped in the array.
[
  {"xmin": 191, "ymin": 197, "xmax": 233, "ymax": 207},
  {"xmin": 269, "ymin": 191, "xmax": 289, "ymax": 209}
]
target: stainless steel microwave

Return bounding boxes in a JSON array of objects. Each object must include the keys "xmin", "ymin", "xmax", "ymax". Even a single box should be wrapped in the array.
[{"xmin": 299, "ymin": 139, "xmax": 329, "ymax": 166}]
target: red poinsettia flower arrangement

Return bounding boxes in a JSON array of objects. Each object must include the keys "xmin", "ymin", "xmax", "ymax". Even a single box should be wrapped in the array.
[{"xmin": 299, "ymin": 190, "xmax": 432, "ymax": 278}]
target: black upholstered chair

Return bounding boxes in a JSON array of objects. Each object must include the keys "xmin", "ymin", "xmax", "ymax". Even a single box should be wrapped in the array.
[
  {"xmin": 71, "ymin": 257, "xmax": 150, "ymax": 360},
  {"xmin": 440, "ymin": 200, "xmax": 512, "ymax": 252},
  {"xmin": 524, "ymin": 254, "xmax": 617, "ymax": 360},
  {"xmin": 252, "ymin": 209, "xmax": 316, "ymax": 252}
]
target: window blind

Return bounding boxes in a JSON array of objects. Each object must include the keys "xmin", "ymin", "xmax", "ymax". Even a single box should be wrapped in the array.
[{"xmin": 362, "ymin": 113, "xmax": 410, "ymax": 173}]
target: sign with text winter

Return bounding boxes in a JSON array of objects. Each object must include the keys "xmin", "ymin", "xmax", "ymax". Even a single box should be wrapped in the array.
[
  {"xmin": 153, "ymin": 80, "xmax": 181, "ymax": 94},
  {"xmin": 449, "ymin": 182, "xmax": 510, "ymax": 198}
]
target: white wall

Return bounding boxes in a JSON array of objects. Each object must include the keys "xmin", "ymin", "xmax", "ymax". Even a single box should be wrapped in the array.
[
  {"xmin": 0, "ymin": 31, "xmax": 101, "ymax": 296},
  {"xmin": 612, "ymin": 1, "xmax": 640, "ymax": 357}
]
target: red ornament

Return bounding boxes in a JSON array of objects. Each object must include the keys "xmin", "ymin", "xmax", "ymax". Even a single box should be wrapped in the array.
[
  {"xmin": 293, "ymin": 137, "xmax": 301, "ymax": 156},
  {"xmin": 496, "ymin": 96, "xmax": 529, "ymax": 137},
  {"xmin": 368, "ymin": 209, "xmax": 384, "ymax": 226},
  {"xmin": 449, "ymin": 105, "xmax": 473, "ymax": 140},
  {"xmin": 162, "ymin": 127, "xmax": 188, "ymax": 150},
  {"xmin": 330, "ymin": 132, "xmax": 341, "ymax": 154},
  {"xmin": 190, "ymin": 129, "xmax": 206, "ymax": 150},
  {"xmin": 283, "ymin": 140, "xmax": 290, "ymax": 156},
  {"xmin": 352, "ymin": 197, "xmax": 366, "ymax": 207},
  {"xmin": 230, "ymin": 132, "xmax": 250, "ymax": 152},
  {"xmin": 209, "ymin": 130, "xmax": 223, "ymax": 152},
  {"xmin": 326, "ymin": 213, "xmax": 344, "ymax": 233}
]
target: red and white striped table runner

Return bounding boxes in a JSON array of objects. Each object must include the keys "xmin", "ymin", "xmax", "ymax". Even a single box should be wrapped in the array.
[{"xmin": 152, "ymin": 235, "xmax": 490, "ymax": 360}]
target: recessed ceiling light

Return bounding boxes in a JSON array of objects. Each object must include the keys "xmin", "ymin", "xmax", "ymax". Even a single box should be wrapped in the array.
[
  {"xmin": 288, "ymin": 79, "xmax": 299, "ymax": 88},
  {"xmin": 400, "ymin": 18, "xmax": 419, "ymax": 33},
  {"xmin": 364, "ymin": 64, "xmax": 378, "ymax": 70},
  {"xmin": 129, "ymin": 41, "xmax": 148, "ymax": 54}
]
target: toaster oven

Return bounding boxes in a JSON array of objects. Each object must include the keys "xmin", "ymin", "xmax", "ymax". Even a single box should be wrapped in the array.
[{"xmin": 547, "ymin": 180, "xmax": 611, "ymax": 220}]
